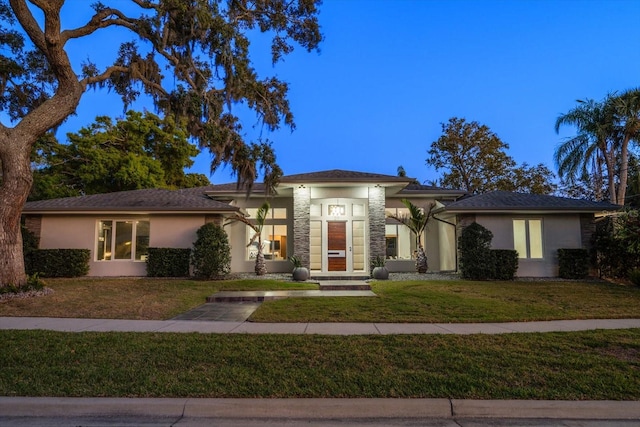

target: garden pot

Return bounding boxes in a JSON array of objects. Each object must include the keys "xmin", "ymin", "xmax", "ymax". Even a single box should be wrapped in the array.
[
  {"xmin": 372, "ymin": 266, "xmax": 389, "ymax": 280},
  {"xmin": 292, "ymin": 267, "xmax": 309, "ymax": 281}
]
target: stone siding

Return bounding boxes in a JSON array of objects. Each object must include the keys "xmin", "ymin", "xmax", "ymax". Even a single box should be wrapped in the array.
[
  {"xmin": 293, "ymin": 186, "xmax": 311, "ymax": 268},
  {"xmin": 23, "ymin": 215, "xmax": 42, "ymax": 245},
  {"xmin": 368, "ymin": 186, "xmax": 386, "ymax": 266}
]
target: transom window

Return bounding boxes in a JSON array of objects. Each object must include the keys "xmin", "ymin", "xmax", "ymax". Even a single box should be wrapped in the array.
[
  {"xmin": 96, "ymin": 220, "xmax": 150, "ymax": 261},
  {"xmin": 513, "ymin": 219, "xmax": 543, "ymax": 259}
]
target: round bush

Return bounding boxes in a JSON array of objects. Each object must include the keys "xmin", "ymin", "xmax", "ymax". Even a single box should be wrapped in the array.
[{"xmin": 191, "ymin": 222, "xmax": 231, "ymax": 279}]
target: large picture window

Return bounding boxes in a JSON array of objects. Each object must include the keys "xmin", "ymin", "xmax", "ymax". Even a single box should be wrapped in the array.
[
  {"xmin": 513, "ymin": 219, "xmax": 543, "ymax": 259},
  {"xmin": 385, "ymin": 207, "xmax": 416, "ymax": 259},
  {"xmin": 245, "ymin": 208, "xmax": 287, "ymax": 260},
  {"xmin": 96, "ymin": 220, "xmax": 150, "ymax": 261}
]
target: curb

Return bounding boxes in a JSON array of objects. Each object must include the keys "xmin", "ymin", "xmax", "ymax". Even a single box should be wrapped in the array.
[{"xmin": 1, "ymin": 398, "xmax": 639, "ymax": 420}]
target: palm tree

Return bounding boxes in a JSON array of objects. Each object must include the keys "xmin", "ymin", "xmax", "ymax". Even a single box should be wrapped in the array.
[
  {"xmin": 225, "ymin": 201, "xmax": 270, "ymax": 275},
  {"xmin": 612, "ymin": 88, "xmax": 640, "ymax": 204},
  {"xmin": 387, "ymin": 199, "xmax": 434, "ymax": 273},
  {"xmin": 554, "ymin": 97, "xmax": 618, "ymax": 203}
]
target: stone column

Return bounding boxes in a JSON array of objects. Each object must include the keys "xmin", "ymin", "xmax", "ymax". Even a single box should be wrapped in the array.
[
  {"xmin": 293, "ymin": 185, "xmax": 311, "ymax": 268},
  {"xmin": 368, "ymin": 186, "xmax": 386, "ymax": 267}
]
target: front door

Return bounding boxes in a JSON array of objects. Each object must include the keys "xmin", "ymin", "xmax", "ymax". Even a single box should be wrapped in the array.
[{"xmin": 327, "ymin": 221, "xmax": 346, "ymax": 271}]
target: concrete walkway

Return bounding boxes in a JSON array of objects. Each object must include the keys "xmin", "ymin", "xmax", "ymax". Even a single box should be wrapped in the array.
[
  {"xmin": 2, "ymin": 396, "xmax": 640, "ymax": 421},
  {"xmin": 2, "ymin": 316, "xmax": 640, "ymax": 334}
]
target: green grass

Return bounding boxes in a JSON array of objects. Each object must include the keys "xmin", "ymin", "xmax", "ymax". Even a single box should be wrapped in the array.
[
  {"xmin": 0, "ymin": 278, "xmax": 317, "ymax": 320},
  {"xmin": 251, "ymin": 280, "xmax": 640, "ymax": 322},
  {"xmin": 1, "ymin": 329, "xmax": 639, "ymax": 399}
]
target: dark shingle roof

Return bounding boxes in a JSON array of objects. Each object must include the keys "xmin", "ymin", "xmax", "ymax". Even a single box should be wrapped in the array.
[
  {"xmin": 444, "ymin": 190, "xmax": 621, "ymax": 212},
  {"xmin": 204, "ymin": 182, "xmax": 267, "ymax": 193},
  {"xmin": 23, "ymin": 188, "xmax": 237, "ymax": 213},
  {"xmin": 397, "ymin": 182, "xmax": 467, "ymax": 196},
  {"xmin": 279, "ymin": 169, "xmax": 412, "ymax": 184}
]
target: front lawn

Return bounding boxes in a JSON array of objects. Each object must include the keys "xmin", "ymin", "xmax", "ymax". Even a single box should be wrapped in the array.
[
  {"xmin": 1, "ymin": 278, "xmax": 639, "ymax": 323},
  {"xmin": 0, "ymin": 278, "xmax": 316, "ymax": 320},
  {"xmin": 251, "ymin": 280, "xmax": 640, "ymax": 323},
  {"xmin": 2, "ymin": 329, "xmax": 639, "ymax": 399}
]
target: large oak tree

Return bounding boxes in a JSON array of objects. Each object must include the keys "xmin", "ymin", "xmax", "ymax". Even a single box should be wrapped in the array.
[
  {"xmin": 427, "ymin": 117, "xmax": 556, "ymax": 195},
  {"xmin": 0, "ymin": 0, "xmax": 321, "ymax": 287}
]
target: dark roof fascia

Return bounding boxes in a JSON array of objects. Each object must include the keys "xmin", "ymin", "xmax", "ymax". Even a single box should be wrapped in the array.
[
  {"xmin": 444, "ymin": 206, "xmax": 621, "ymax": 214},
  {"xmin": 22, "ymin": 207, "xmax": 238, "ymax": 215},
  {"xmin": 278, "ymin": 169, "xmax": 414, "ymax": 186}
]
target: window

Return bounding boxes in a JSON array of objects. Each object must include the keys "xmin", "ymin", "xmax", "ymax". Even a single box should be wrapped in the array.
[
  {"xmin": 513, "ymin": 219, "xmax": 543, "ymax": 259},
  {"xmin": 385, "ymin": 207, "xmax": 415, "ymax": 259},
  {"xmin": 246, "ymin": 225, "xmax": 287, "ymax": 260},
  {"xmin": 96, "ymin": 220, "xmax": 150, "ymax": 261},
  {"xmin": 245, "ymin": 207, "xmax": 288, "ymax": 260}
]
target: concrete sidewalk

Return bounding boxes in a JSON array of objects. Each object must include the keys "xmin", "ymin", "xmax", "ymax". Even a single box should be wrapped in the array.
[
  {"xmin": 1, "ymin": 397, "xmax": 640, "ymax": 420},
  {"xmin": 1, "ymin": 316, "xmax": 640, "ymax": 334}
]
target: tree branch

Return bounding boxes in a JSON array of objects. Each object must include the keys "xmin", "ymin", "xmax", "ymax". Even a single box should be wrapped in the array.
[
  {"xmin": 80, "ymin": 65, "xmax": 168, "ymax": 97},
  {"xmin": 9, "ymin": 0, "xmax": 46, "ymax": 52},
  {"xmin": 61, "ymin": 9, "xmax": 139, "ymax": 43}
]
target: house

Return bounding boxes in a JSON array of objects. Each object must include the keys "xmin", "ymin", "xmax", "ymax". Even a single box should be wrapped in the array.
[{"xmin": 21, "ymin": 169, "xmax": 619, "ymax": 278}]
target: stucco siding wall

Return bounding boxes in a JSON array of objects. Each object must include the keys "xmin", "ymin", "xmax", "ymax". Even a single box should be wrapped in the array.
[
  {"xmin": 39, "ymin": 214, "xmax": 211, "ymax": 277},
  {"xmin": 150, "ymin": 216, "xmax": 206, "ymax": 248},
  {"xmin": 475, "ymin": 214, "xmax": 583, "ymax": 277},
  {"xmin": 40, "ymin": 216, "xmax": 95, "ymax": 251}
]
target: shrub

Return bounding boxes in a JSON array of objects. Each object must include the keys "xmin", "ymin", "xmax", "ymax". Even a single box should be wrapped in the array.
[
  {"xmin": 191, "ymin": 222, "xmax": 231, "ymax": 279},
  {"xmin": 21, "ymin": 225, "xmax": 39, "ymax": 275},
  {"xmin": 491, "ymin": 249, "xmax": 519, "ymax": 280},
  {"xmin": 558, "ymin": 248, "xmax": 589, "ymax": 279},
  {"xmin": 0, "ymin": 273, "xmax": 45, "ymax": 295},
  {"xmin": 27, "ymin": 249, "xmax": 90, "ymax": 277},
  {"xmin": 459, "ymin": 222, "xmax": 494, "ymax": 280},
  {"xmin": 629, "ymin": 269, "xmax": 640, "ymax": 287},
  {"xmin": 146, "ymin": 248, "xmax": 191, "ymax": 277},
  {"xmin": 591, "ymin": 210, "xmax": 640, "ymax": 278}
]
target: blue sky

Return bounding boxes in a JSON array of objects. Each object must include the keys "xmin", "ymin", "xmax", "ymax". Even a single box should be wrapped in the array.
[{"xmin": 58, "ymin": 0, "xmax": 640, "ymax": 185}]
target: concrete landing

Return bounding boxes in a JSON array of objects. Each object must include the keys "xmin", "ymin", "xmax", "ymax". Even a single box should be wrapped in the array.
[{"xmin": 207, "ymin": 288, "xmax": 376, "ymax": 302}]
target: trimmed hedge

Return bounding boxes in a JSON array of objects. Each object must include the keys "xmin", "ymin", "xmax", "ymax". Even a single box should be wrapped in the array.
[
  {"xmin": 459, "ymin": 222, "xmax": 518, "ymax": 280},
  {"xmin": 26, "ymin": 249, "xmax": 90, "ymax": 277},
  {"xmin": 491, "ymin": 249, "xmax": 519, "ymax": 280},
  {"xmin": 146, "ymin": 248, "xmax": 191, "ymax": 277},
  {"xmin": 459, "ymin": 222, "xmax": 494, "ymax": 280},
  {"xmin": 558, "ymin": 248, "xmax": 589, "ymax": 279}
]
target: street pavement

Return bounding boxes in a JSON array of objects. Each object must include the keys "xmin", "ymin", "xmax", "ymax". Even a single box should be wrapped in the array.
[{"xmin": 1, "ymin": 397, "xmax": 640, "ymax": 426}]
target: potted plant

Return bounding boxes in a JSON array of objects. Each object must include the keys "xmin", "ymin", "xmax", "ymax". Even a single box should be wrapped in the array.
[
  {"xmin": 370, "ymin": 255, "xmax": 389, "ymax": 280},
  {"xmin": 289, "ymin": 255, "xmax": 309, "ymax": 281}
]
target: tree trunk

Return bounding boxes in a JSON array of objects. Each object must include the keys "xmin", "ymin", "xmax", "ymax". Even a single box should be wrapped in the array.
[
  {"xmin": 0, "ymin": 138, "xmax": 33, "ymax": 287},
  {"xmin": 604, "ymin": 150, "xmax": 617, "ymax": 205},
  {"xmin": 617, "ymin": 137, "xmax": 630, "ymax": 205},
  {"xmin": 0, "ymin": 81, "xmax": 83, "ymax": 288},
  {"xmin": 255, "ymin": 244, "xmax": 267, "ymax": 275},
  {"xmin": 416, "ymin": 246, "xmax": 428, "ymax": 273}
]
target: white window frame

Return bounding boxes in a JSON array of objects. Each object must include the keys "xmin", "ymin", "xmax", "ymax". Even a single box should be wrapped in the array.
[
  {"xmin": 244, "ymin": 207, "xmax": 288, "ymax": 261},
  {"xmin": 95, "ymin": 219, "xmax": 150, "ymax": 262},
  {"xmin": 513, "ymin": 219, "xmax": 543, "ymax": 259}
]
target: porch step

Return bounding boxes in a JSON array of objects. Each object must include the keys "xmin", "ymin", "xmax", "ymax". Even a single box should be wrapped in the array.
[
  {"xmin": 311, "ymin": 275, "xmax": 370, "ymax": 281},
  {"xmin": 318, "ymin": 281, "xmax": 371, "ymax": 291}
]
